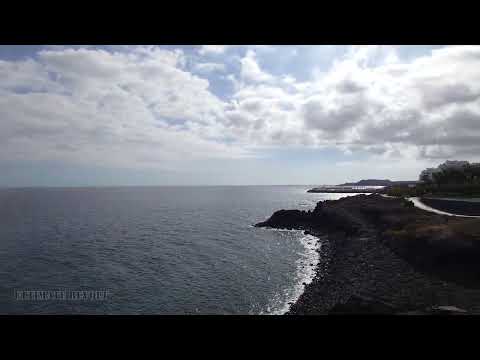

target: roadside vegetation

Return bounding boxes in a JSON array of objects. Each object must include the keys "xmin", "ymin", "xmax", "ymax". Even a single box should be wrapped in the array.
[{"xmin": 383, "ymin": 162, "xmax": 480, "ymax": 198}]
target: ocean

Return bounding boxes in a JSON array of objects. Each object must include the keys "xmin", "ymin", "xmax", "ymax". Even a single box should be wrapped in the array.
[{"xmin": 0, "ymin": 186, "xmax": 354, "ymax": 314}]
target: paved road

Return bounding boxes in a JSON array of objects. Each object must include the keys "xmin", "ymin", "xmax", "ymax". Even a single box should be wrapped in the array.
[{"xmin": 409, "ymin": 197, "xmax": 480, "ymax": 218}]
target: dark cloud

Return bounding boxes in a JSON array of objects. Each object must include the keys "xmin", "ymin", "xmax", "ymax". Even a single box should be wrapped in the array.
[
  {"xmin": 419, "ymin": 144, "xmax": 480, "ymax": 159},
  {"xmin": 357, "ymin": 109, "xmax": 420, "ymax": 144},
  {"xmin": 239, "ymin": 99, "xmax": 263, "ymax": 112},
  {"xmin": 303, "ymin": 99, "xmax": 365, "ymax": 134},
  {"xmin": 421, "ymin": 83, "xmax": 479, "ymax": 109},
  {"xmin": 359, "ymin": 109, "xmax": 480, "ymax": 157},
  {"xmin": 445, "ymin": 110, "xmax": 480, "ymax": 131},
  {"xmin": 336, "ymin": 79, "xmax": 365, "ymax": 94},
  {"xmin": 225, "ymin": 111, "xmax": 252, "ymax": 128}
]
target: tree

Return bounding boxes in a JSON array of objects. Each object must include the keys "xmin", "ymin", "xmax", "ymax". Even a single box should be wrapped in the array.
[{"xmin": 420, "ymin": 172, "xmax": 432, "ymax": 184}]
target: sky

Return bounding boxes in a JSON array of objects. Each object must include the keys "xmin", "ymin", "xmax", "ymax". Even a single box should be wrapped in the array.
[{"xmin": 1, "ymin": 45, "xmax": 480, "ymax": 186}]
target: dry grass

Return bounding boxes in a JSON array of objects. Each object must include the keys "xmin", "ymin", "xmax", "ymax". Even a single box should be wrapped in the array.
[
  {"xmin": 385, "ymin": 219, "xmax": 480, "ymax": 247},
  {"xmin": 449, "ymin": 219, "xmax": 480, "ymax": 240}
]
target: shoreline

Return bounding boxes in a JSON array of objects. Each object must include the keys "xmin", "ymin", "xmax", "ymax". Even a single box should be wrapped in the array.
[
  {"xmin": 285, "ymin": 229, "xmax": 333, "ymax": 314},
  {"xmin": 259, "ymin": 228, "xmax": 323, "ymax": 315},
  {"xmin": 276, "ymin": 232, "xmax": 322, "ymax": 315},
  {"xmin": 256, "ymin": 194, "xmax": 480, "ymax": 314}
]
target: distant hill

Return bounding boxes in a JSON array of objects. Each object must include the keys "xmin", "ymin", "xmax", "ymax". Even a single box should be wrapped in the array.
[
  {"xmin": 339, "ymin": 179, "xmax": 419, "ymax": 186},
  {"xmin": 339, "ymin": 179, "xmax": 393, "ymax": 186}
]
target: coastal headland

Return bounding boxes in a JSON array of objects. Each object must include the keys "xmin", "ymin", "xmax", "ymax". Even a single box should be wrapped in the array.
[{"xmin": 255, "ymin": 194, "xmax": 480, "ymax": 314}]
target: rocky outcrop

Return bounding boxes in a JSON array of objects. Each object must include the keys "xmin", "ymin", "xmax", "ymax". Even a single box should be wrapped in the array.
[
  {"xmin": 329, "ymin": 294, "xmax": 398, "ymax": 314},
  {"xmin": 256, "ymin": 194, "xmax": 480, "ymax": 314},
  {"xmin": 256, "ymin": 194, "xmax": 372, "ymax": 235},
  {"xmin": 256, "ymin": 194, "xmax": 480, "ymax": 279},
  {"xmin": 330, "ymin": 295, "xmax": 469, "ymax": 315}
]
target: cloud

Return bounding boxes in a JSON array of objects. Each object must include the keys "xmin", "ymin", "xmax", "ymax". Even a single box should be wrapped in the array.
[
  {"xmin": 336, "ymin": 78, "xmax": 366, "ymax": 94},
  {"xmin": 193, "ymin": 62, "xmax": 226, "ymax": 73},
  {"xmin": 197, "ymin": 45, "xmax": 234, "ymax": 55},
  {"xmin": 420, "ymin": 83, "xmax": 480, "ymax": 109},
  {"xmin": 3, "ymin": 45, "xmax": 480, "ymax": 181},
  {"xmin": 303, "ymin": 96, "xmax": 366, "ymax": 134},
  {"xmin": 239, "ymin": 50, "xmax": 274, "ymax": 83},
  {"xmin": 197, "ymin": 45, "xmax": 274, "ymax": 57},
  {"xmin": 223, "ymin": 45, "xmax": 480, "ymax": 163},
  {"xmin": 0, "ymin": 46, "xmax": 251, "ymax": 171}
]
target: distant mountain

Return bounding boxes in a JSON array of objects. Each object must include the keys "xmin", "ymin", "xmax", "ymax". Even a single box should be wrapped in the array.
[{"xmin": 339, "ymin": 179, "xmax": 420, "ymax": 186}]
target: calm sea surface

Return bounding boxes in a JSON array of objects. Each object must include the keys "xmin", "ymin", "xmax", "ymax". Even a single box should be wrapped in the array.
[{"xmin": 0, "ymin": 186, "xmax": 354, "ymax": 314}]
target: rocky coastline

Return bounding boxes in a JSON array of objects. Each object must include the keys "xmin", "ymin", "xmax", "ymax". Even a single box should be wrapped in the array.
[{"xmin": 255, "ymin": 194, "xmax": 480, "ymax": 314}]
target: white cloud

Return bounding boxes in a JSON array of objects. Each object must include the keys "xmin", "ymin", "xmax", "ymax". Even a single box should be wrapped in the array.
[
  {"xmin": 239, "ymin": 50, "xmax": 274, "ymax": 83},
  {"xmin": 212, "ymin": 45, "xmax": 480, "ymax": 164},
  {"xmin": 193, "ymin": 62, "xmax": 226, "ymax": 73},
  {"xmin": 197, "ymin": 45, "xmax": 274, "ymax": 56},
  {"xmin": 197, "ymin": 45, "xmax": 234, "ymax": 55},
  {"xmin": 0, "ymin": 46, "xmax": 250, "ymax": 171},
  {"xmin": 3, "ymin": 45, "xmax": 480, "ymax": 181}
]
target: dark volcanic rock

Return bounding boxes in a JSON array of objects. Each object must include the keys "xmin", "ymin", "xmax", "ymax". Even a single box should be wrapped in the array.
[
  {"xmin": 329, "ymin": 295, "xmax": 398, "ymax": 314},
  {"xmin": 255, "ymin": 209, "xmax": 312, "ymax": 230},
  {"xmin": 398, "ymin": 306, "xmax": 468, "ymax": 315},
  {"xmin": 329, "ymin": 296, "xmax": 469, "ymax": 315},
  {"xmin": 255, "ymin": 193, "xmax": 480, "ymax": 315},
  {"xmin": 258, "ymin": 194, "xmax": 480, "ymax": 280}
]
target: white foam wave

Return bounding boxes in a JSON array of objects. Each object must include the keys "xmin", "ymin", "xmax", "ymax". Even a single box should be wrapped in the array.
[{"xmin": 260, "ymin": 230, "xmax": 323, "ymax": 315}]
